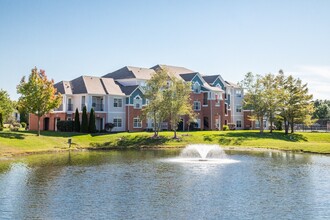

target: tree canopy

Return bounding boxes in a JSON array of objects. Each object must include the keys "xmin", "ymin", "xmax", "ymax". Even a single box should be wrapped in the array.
[
  {"xmin": 241, "ymin": 71, "xmax": 314, "ymax": 134},
  {"xmin": 17, "ymin": 67, "xmax": 62, "ymax": 136},
  {"xmin": 0, "ymin": 89, "xmax": 14, "ymax": 129}
]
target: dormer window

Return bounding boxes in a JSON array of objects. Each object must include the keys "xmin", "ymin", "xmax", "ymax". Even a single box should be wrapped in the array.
[
  {"xmin": 134, "ymin": 96, "xmax": 142, "ymax": 109},
  {"xmin": 193, "ymin": 82, "xmax": 201, "ymax": 94}
]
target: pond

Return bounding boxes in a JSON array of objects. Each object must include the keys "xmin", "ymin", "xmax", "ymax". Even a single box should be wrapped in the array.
[{"xmin": 0, "ymin": 148, "xmax": 329, "ymax": 219}]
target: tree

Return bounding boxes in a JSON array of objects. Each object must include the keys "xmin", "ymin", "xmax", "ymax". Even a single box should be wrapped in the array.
[
  {"xmin": 17, "ymin": 67, "xmax": 62, "ymax": 136},
  {"xmin": 81, "ymin": 106, "xmax": 89, "ymax": 133},
  {"xmin": 260, "ymin": 73, "xmax": 283, "ymax": 133},
  {"xmin": 279, "ymin": 74, "xmax": 314, "ymax": 134},
  {"xmin": 0, "ymin": 90, "xmax": 13, "ymax": 130},
  {"xmin": 240, "ymin": 72, "xmax": 267, "ymax": 133},
  {"xmin": 88, "ymin": 108, "xmax": 96, "ymax": 133},
  {"xmin": 313, "ymin": 100, "xmax": 330, "ymax": 119},
  {"xmin": 142, "ymin": 69, "xmax": 169, "ymax": 137},
  {"xmin": 164, "ymin": 75, "xmax": 194, "ymax": 139},
  {"xmin": 74, "ymin": 108, "xmax": 80, "ymax": 132}
]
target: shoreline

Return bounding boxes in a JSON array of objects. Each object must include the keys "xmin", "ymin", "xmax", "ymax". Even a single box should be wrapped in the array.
[{"xmin": 1, "ymin": 144, "xmax": 329, "ymax": 161}]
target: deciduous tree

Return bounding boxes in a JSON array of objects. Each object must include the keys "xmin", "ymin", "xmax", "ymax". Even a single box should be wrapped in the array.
[
  {"xmin": 0, "ymin": 90, "xmax": 13, "ymax": 130},
  {"xmin": 17, "ymin": 67, "xmax": 62, "ymax": 136}
]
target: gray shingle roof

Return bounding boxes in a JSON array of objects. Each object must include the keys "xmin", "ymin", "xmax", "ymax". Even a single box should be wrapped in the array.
[
  {"xmin": 118, "ymin": 84, "xmax": 139, "ymax": 95},
  {"xmin": 103, "ymin": 66, "xmax": 155, "ymax": 80},
  {"xmin": 54, "ymin": 81, "xmax": 73, "ymax": 95},
  {"xmin": 151, "ymin": 64, "xmax": 195, "ymax": 75},
  {"xmin": 101, "ymin": 78, "xmax": 125, "ymax": 96},
  {"xmin": 179, "ymin": 72, "xmax": 199, "ymax": 82},
  {"xmin": 203, "ymin": 75, "xmax": 219, "ymax": 84}
]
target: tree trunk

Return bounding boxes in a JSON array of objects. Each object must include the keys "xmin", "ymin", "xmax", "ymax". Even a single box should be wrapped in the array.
[
  {"xmin": 290, "ymin": 119, "xmax": 294, "ymax": 133},
  {"xmin": 284, "ymin": 120, "xmax": 289, "ymax": 135},
  {"xmin": 173, "ymin": 129, "xmax": 177, "ymax": 139},
  {"xmin": 269, "ymin": 115, "xmax": 273, "ymax": 133},
  {"xmin": 259, "ymin": 117, "xmax": 264, "ymax": 133},
  {"xmin": 37, "ymin": 115, "xmax": 41, "ymax": 136}
]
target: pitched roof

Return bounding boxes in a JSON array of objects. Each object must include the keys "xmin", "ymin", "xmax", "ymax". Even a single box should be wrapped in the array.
[
  {"xmin": 225, "ymin": 81, "xmax": 240, "ymax": 88},
  {"xmin": 203, "ymin": 75, "xmax": 219, "ymax": 84},
  {"xmin": 54, "ymin": 81, "xmax": 72, "ymax": 95},
  {"xmin": 103, "ymin": 66, "xmax": 155, "ymax": 80},
  {"xmin": 151, "ymin": 64, "xmax": 195, "ymax": 79},
  {"xmin": 70, "ymin": 76, "xmax": 87, "ymax": 94},
  {"xmin": 70, "ymin": 76, "xmax": 107, "ymax": 94},
  {"xmin": 179, "ymin": 72, "xmax": 199, "ymax": 82},
  {"xmin": 101, "ymin": 78, "xmax": 125, "ymax": 96},
  {"xmin": 118, "ymin": 85, "xmax": 139, "ymax": 95}
]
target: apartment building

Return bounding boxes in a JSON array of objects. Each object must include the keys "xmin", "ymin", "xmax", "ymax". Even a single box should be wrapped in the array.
[{"xmin": 29, "ymin": 65, "xmax": 244, "ymax": 132}]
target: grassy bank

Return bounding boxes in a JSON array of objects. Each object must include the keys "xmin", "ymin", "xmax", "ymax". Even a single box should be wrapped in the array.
[{"xmin": 0, "ymin": 130, "xmax": 329, "ymax": 157}]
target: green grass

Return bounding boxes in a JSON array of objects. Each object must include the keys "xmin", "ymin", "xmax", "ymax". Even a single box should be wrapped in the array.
[{"xmin": 0, "ymin": 130, "xmax": 329, "ymax": 156}]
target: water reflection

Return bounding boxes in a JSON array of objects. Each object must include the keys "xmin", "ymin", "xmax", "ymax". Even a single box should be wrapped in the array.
[{"xmin": 0, "ymin": 150, "xmax": 329, "ymax": 219}]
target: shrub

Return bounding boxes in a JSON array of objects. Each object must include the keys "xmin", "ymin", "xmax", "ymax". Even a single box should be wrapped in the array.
[
  {"xmin": 81, "ymin": 106, "xmax": 89, "ymax": 133},
  {"xmin": 21, "ymin": 122, "xmax": 27, "ymax": 128},
  {"xmin": 57, "ymin": 120, "xmax": 74, "ymax": 132},
  {"xmin": 228, "ymin": 123, "xmax": 236, "ymax": 130},
  {"xmin": 10, "ymin": 122, "xmax": 21, "ymax": 131},
  {"xmin": 74, "ymin": 108, "xmax": 80, "ymax": 132},
  {"xmin": 88, "ymin": 108, "xmax": 96, "ymax": 133},
  {"xmin": 105, "ymin": 123, "xmax": 115, "ymax": 132},
  {"xmin": 223, "ymin": 125, "xmax": 229, "ymax": 131}
]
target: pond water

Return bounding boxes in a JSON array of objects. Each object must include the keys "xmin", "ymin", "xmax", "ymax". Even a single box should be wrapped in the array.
[{"xmin": 0, "ymin": 149, "xmax": 329, "ymax": 220}]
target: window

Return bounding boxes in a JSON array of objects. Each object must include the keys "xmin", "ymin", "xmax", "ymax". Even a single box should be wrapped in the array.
[
  {"xmin": 134, "ymin": 96, "xmax": 142, "ymax": 109},
  {"xmin": 133, "ymin": 117, "xmax": 142, "ymax": 128},
  {"xmin": 203, "ymin": 93, "xmax": 208, "ymax": 106},
  {"xmin": 113, "ymin": 118, "xmax": 122, "ymax": 127},
  {"xmin": 236, "ymin": 120, "xmax": 242, "ymax": 128},
  {"xmin": 193, "ymin": 101, "xmax": 201, "ymax": 111},
  {"xmin": 215, "ymin": 93, "xmax": 220, "ymax": 106},
  {"xmin": 81, "ymin": 96, "xmax": 86, "ymax": 110},
  {"xmin": 236, "ymin": 105, "xmax": 242, "ymax": 113},
  {"xmin": 196, "ymin": 119, "xmax": 201, "ymax": 128},
  {"xmin": 225, "ymin": 103, "xmax": 228, "ymax": 115},
  {"xmin": 236, "ymin": 90, "xmax": 242, "ymax": 97},
  {"xmin": 114, "ymin": 98, "xmax": 122, "ymax": 107},
  {"xmin": 193, "ymin": 82, "xmax": 201, "ymax": 94}
]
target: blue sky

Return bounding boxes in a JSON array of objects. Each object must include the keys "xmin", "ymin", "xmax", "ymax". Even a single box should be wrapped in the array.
[{"xmin": 1, "ymin": 0, "xmax": 329, "ymax": 100}]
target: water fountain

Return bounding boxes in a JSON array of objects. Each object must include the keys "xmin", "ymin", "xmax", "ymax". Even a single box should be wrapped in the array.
[{"xmin": 167, "ymin": 144, "xmax": 239, "ymax": 164}]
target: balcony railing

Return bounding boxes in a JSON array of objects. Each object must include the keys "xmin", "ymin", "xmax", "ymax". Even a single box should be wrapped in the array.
[
  {"xmin": 67, "ymin": 104, "xmax": 73, "ymax": 111},
  {"xmin": 92, "ymin": 103, "xmax": 104, "ymax": 111}
]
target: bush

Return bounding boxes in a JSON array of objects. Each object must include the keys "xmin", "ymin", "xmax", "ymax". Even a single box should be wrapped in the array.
[
  {"xmin": 57, "ymin": 120, "xmax": 74, "ymax": 132},
  {"xmin": 228, "ymin": 123, "xmax": 236, "ymax": 130},
  {"xmin": 105, "ymin": 123, "xmax": 115, "ymax": 132},
  {"xmin": 223, "ymin": 125, "xmax": 229, "ymax": 131},
  {"xmin": 10, "ymin": 122, "xmax": 21, "ymax": 131},
  {"xmin": 21, "ymin": 122, "xmax": 27, "ymax": 128}
]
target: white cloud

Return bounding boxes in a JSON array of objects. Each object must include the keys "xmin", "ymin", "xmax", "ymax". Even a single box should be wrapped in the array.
[{"xmin": 287, "ymin": 65, "xmax": 330, "ymax": 100}]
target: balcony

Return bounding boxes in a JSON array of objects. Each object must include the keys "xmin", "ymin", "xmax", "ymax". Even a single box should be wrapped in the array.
[
  {"xmin": 67, "ymin": 104, "xmax": 73, "ymax": 111},
  {"xmin": 92, "ymin": 103, "xmax": 104, "ymax": 111}
]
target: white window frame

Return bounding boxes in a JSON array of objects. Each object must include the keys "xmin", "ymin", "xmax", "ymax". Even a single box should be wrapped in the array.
[
  {"xmin": 193, "ymin": 82, "xmax": 201, "ymax": 94},
  {"xmin": 114, "ymin": 98, "xmax": 123, "ymax": 108},
  {"xmin": 113, "ymin": 118, "xmax": 122, "ymax": 128},
  {"xmin": 236, "ymin": 105, "xmax": 242, "ymax": 113},
  {"xmin": 193, "ymin": 101, "xmax": 201, "ymax": 111},
  {"xmin": 133, "ymin": 117, "xmax": 142, "ymax": 128},
  {"xmin": 236, "ymin": 90, "xmax": 242, "ymax": 97},
  {"xmin": 133, "ymin": 96, "xmax": 142, "ymax": 109}
]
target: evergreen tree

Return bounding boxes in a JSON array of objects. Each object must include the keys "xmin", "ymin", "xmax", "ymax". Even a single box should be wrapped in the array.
[
  {"xmin": 88, "ymin": 108, "xmax": 96, "ymax": 133},
  {"xmin": 74, "ymin": 108, "xmax": 80, "ymax": 132},
  {"xmin": 81, "ymin": 106, "xmax": 89, "ymax": 133}
]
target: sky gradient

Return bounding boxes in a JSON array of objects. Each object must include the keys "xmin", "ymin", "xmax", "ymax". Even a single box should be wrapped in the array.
[{"xmin": 1, "ymin": 0, "xmax": 329, "ymax": 100}]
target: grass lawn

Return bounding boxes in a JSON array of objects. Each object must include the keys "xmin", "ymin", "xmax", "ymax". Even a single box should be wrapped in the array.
[{"xmin": 0, "ymin": 129, "xmax": 329, "ymax": 157}]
